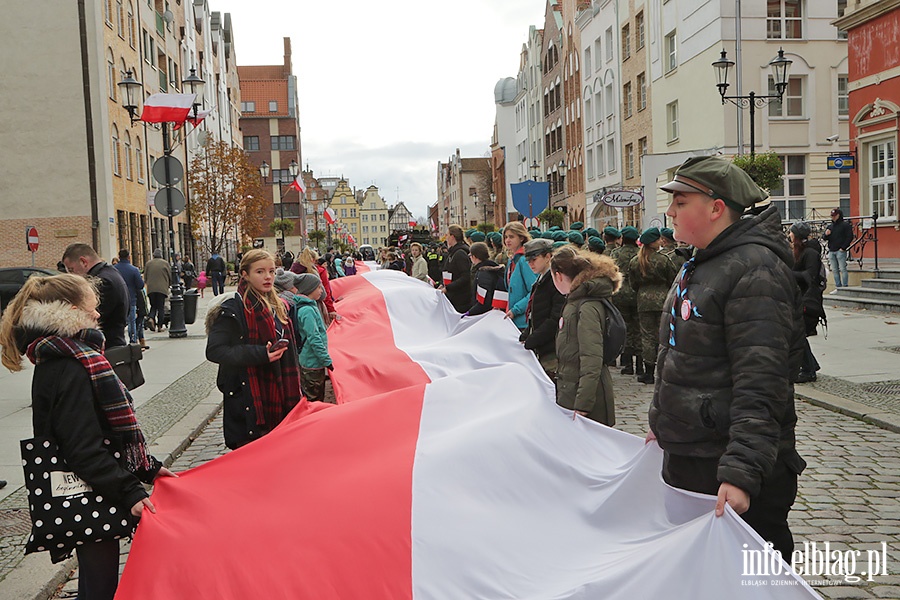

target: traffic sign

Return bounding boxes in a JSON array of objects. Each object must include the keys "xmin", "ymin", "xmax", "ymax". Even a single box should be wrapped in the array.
[
  {"xmin": 523, "ymin": 218, "xmax": 541, "ymax": 229},
  {"xmin": 152, "ymin": 156, "xmax": 184, "ymax": 186},
  {"xmin": 153, "ymin": 187, "xmax": 187, "ymax": 217},
  {"xmin": 26, "ymin": 226, "xmax": 39, "ymax": 252}
]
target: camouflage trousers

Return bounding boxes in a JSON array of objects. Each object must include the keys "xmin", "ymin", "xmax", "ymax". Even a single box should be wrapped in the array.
[
  {"xmin": 619, "ymin": 306, "xmax": 641, "ymax": 357},
  {"xmin": 301, "ymin": 367, "xmax": 329, "ymax": 403},
  {"xmin": 638, "ymin": 311, "xmax": 664, "ymax": 365}
]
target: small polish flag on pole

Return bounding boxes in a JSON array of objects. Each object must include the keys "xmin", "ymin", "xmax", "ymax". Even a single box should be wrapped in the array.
[
  {"xmin": 289, "ymin": 176, "xmax": 306, "ymax": 194},
  {"xmin": 408, "ymin": 220, "xmax": 417, "ymax": 228},
  {"xmin": 140, "ymin": 93, "xmax": 197, "ymax": 124},
  {"xmin": 174, "ymin": 108, "xmax": 212, "ymax": 130},
  {"xmin": 430, "ymin": 219, "xmax": 437, "ymax": 232},
  {"xmin": 324, "ymin": 207, "xmax": 337, "ymax": 225}
]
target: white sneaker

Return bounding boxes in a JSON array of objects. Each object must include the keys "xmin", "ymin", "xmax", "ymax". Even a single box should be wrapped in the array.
[{"xmin": 829, "ymin": 289, "xmax": 839, "ymax": 294}]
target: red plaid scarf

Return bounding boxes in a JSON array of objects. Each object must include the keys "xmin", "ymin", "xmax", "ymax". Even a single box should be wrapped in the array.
[
  {"xmin": 26, "ymin": 329, "xmax": 151, "ymax": 472},
  {"xmin": 237, "ymin": 280, "xmax": 302, "ymax": 431},
  {"xmin": 506, "ymin": 248, "xmax": 525, "ymax": 286}
]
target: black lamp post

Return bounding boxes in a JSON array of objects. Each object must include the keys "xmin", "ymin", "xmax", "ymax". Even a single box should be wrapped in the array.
[
  {"xmin": 713, "ymin": 47, "xmax": 792, "ymax": 159},
  {"xmin": 530, "ymin": 160, "xmax": 541, "ymax": 181},
  {"xmin": 259, "ymin": 159, "xmax": 299, "ymax": 247},
  {"xmin": 119, "ymin": 68, "xmax": 204, "ymax": 338},
  {"xmin": 557, "ymin": 160, "xmax": 568, "ymax": 211}
]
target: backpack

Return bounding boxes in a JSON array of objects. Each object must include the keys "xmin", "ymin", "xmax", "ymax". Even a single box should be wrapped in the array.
[{"xmin": 599, "ymin": 297, "xmax": 627, "ymax": 366}]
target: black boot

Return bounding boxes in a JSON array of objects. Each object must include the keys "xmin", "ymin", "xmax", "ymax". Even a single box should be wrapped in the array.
[
  {"xmin": 620, "ymin": 353, "xmax": 634, "ymax": 375},
  {"xmin": 635, "ymin": 358, "xmax": 645, "ymax": 376},
  {"xmin": 637, "ymin": 362, "xmax": 655, "ymax": 384}
]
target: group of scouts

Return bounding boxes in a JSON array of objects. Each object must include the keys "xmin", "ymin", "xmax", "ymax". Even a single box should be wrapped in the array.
[{"xmin": 460, "ymin": 221, "xmax": 692, "ymax": 386}]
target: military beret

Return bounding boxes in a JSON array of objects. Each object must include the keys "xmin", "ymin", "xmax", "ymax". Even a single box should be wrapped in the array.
[
  {"xmin": 487, "ymin": 231, "xmax": 503, "ymax": 245},
  {"xmin": 660, "ymin": 227, "xmax": 675, "ymax": 241},
  {"xmin": 603, "ymin": 226, "xmax": 622, "ymax": 238},
  {"xmin": 639, "ymin": 227, "xmax": 661, "ymax": 245},
  {"xmin": 567, "ymin": 231, "xmax": 585, "ymax": 245},
  {"xmin": 587, "ymin": 236, "xmax": 606, "ymax": 252},
  {"xmin": 552, "ymin": 240, "xmax": 568, "ymax": 249},
  {"xmin": 552, "ymin": 231, "xmax": 568, "ymax": 242},
  {"xmin": 465, "ymin": 229, "xmax": 477, "ymax": 238},
  {"xmin": 582, "ymin": 227, "xmax": 600, "ymax": 239},
  {"xmin": 549, "ymin": 226, "xmax": 562, "ymax": 232},
  {"xmin": 470, "ymin": 231, "xmax": 486, "ymax": 242},
  {"xmin": 570, "ymin": 221, "xmax": 584, "ymax": 230},
  {"xmin": 620, "ymin": 226, "xmax": 640, "ymax": 240},
  {"xmin": 660, "ymin": 156, "xmax": 768, "ymax": 211},
  {"xmin": 524, "ymin": 238, "xmax": 554, "ymax": 257}
]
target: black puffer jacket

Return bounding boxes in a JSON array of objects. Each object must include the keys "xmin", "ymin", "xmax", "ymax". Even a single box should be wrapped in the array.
[
  {"xmin": 205, "ymin": 293, "xmax": 270, "ymax": 449},
  {"xmin": 520, "ymin": 270, "xmax": 565, "ymax": 359},
  {"xmin": 793, "ymin": 239, "xmax": 825, "ymax": 336},
  {"xmin": 649, "ymin": 205, "xmax": 806, "ymax": 497},
  {"xmin": 468, "ymin": 260, "xmax": 505, "ymax": 316},
  {"xmin": 442, "ymin": 242, "xmax": 472, "ymax": 313}
]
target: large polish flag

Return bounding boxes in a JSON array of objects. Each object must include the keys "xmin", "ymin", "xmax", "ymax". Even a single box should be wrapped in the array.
[
  {"xmin": 140, "ymin": 93, "xmax": 197, "ymax": 123},
  {"xmin": 116, "ymin": 271, "xmax": 818, "ymax": 599}
]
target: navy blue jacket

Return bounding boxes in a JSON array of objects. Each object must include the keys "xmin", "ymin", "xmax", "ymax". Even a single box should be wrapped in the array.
[{"xmin": 114, "ymin": 259, "xmax": 144, "ymax": 307}]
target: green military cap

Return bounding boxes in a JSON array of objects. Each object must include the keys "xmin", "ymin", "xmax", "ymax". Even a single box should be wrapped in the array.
[
  {"xmin": 570, "ymin": 221, "xmax": 584, "ymax": 230},
  {"xmin": 567, "ymin": 231, "xmax": 585, "ymax": 245},
  {"xmin": 487, "ymin": 231, "xmax": 503, "ymax": 245},
  {"xmin": 552, "ymin": 231, "xmax": 568, "ymax": 242},
  {"xmin": 661, "ymin": 227, "xmax": 675, "ymax": 241},
  {"xmin": 582, "ymin": 227, "xmax": 600, "ymax": 239},
  {"xmin": 660, "ymin": 156, "xmax": 768, "ymax": 211},
  {"xmin": 552, "ymin": 240, "xmax": 568, "ymax": 249},
  {"xmin": 549, "ymin": 226, "xmax": 562, "ymax": 232},
  {"xmin": 603, "ymin": 226, "xmax": 622, "ymax": 238},
  {"xmin": 470, "ymin": 231, "xmax": 486, "ymax": 242},
  {"xmin": 587, "ymin": 236, "xmax": 606, "ymax": 252},
  {"xmin": 465, "ymin": 229, "xmax": 477, "ymax": 238},
  {"xmin": 639, "ymin": 227, "xmax": 661, "ymax": 245},
  {"xmin": 540, "ymin": 231, "xmax": 553, "ymax": 239},
  {"xmin": 620, "ymin": 226, "xmax": 640, "ymax": 240}
]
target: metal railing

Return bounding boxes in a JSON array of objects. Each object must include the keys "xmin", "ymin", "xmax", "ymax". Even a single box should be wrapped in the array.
[{"xmin": 782, "ymin": 213, "xmax": 880, "ymax": 271}]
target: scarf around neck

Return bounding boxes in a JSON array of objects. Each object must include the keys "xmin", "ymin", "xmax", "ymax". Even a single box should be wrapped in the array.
[
  {"xmin": 237, "ymin": 279, "xmax": 302, "ymax": 430},
  {"xmin": 26, "ymin": 328, "xmax": 150, "ymax": 472}
]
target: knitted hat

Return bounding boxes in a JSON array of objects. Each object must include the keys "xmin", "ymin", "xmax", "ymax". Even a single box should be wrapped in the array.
[
  {"xmin": 661, "ymin": 227, "xmax": 676, "ymax": 241},
  {"xmin": 603, "ymin": 226, "xmax": 622, "ymax": 238},
  {"xmin": 274, "ymin": 268, "xmax": 296, "ymax": 292},
  {"xmin": 567, "ymin": 231, "xmax": 585, "ymax": 245},
  {"xmin": 570, "ymin": 221, "xmax": 584, "ymax": 230},
  {"xmin": 294, "ymin": 273, "xmax": 322, "ymax": 296},
  {"xmin": 620, "ymin": 226, "xmax": 640, "ymax": 241},
  {"xmin": 587, "ymin": 236, "xmax": 606, "ymax": 252},
  {"xmin": 639, "ymin": 227, "xmax": 661, "ymax": 245},
  {"xmin": 790, "ymin": 221, "xmax": 811, "ymax": 240},
  {"xmin": 470, "ymin": 231, "xmax": 486, "ymax": 242}
]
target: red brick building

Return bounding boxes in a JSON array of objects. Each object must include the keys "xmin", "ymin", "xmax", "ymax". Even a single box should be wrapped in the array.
[
  {"xmin": 836, "ymin": 1, "xmax": 900, "ymax": 260},
  {"xmin": 238, "ymin": 38, "xmax": 303, "ymax": 252}
]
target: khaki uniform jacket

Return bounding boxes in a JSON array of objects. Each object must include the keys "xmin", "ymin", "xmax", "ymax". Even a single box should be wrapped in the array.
[{"xmin": 628, "ymin": 251, "xmax": 678, "ymax": 313}]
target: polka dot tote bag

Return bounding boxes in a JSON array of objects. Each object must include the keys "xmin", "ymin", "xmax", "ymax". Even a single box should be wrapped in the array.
[{"xmin": 20, "ymin": 437, "xmax": 135, "ymax": 556}]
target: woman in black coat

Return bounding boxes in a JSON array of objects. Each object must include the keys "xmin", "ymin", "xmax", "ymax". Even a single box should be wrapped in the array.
[
  {"xmin": 0, "ymin": 274, "xmax": 173, "ymax": 600},
  {"xmin": 518, "ymin": 239, "xmax": 565, "ymax": 380},
  {"xmin": 790, "ymin": 222, "xmax": 825, "ymax": 382}
]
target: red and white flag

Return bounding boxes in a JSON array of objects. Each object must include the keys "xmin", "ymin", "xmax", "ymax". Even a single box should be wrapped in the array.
[
  {"xmin": 430, "ymin": 219, "xmax": 437, "ymax": 232},
  {"xmin": 289, "ymin": 176, "xmax": 306, "ymax": 194},
  {"xmin": 348, "ymin": 234, "xmax": 356, "ymax": 245},
  {"xmin": 140, "ymin": 93, "xmax": 196, "ymax": 124},
  {"xmin": 442, "ymin": 270, "xmax": 452, "ymax": 286},
  {"xmin": 490, "ymin": 289, "xmax": 509, "ymax": 311},
  {"xmin": 323, "ymin": 206, "xmax": 337, "ymax": 225},
  {"xmin": 115, "ymin": 272, "xmax": 818, "ymax": 599},
  {"xmin": 408, "ymin": 219, "xmax": 417, "ymax": 228},
  {"xmin": 173, "ymin": 108, "xmax": 211, "ymax": 130}
]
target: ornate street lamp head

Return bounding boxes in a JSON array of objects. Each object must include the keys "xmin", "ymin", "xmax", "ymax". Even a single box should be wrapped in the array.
[
  {"xmin": 711, "ymin": 49, "xmax": 735, "ymax": 99},
  {"xmin": 117, "ymin": 69, "xmax": 143, "ymax": 123},
  {"xmin": 768, "ymin": 48, "xmax": 792, "ymax": 98}
]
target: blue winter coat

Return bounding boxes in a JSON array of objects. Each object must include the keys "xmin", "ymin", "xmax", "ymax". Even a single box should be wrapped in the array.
[
  {"xmin": 294, "ymin": 295, "xmax": 332, "ymax": 369},
  {"xmin": 505, "ymin": 252, "xmax": 538, "ymax": 329}
]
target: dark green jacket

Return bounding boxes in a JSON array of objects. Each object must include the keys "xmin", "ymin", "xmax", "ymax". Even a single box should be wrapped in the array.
[
  {"xmin": 648, "ymin": 205, "xmax": 806, "ymax": 497},
  {"xmin": 555, "ymin": 259, "xmax": 621, "ymax": 426},
  {"xmin": 612, "ymin": 243, "xmax": 638, "ymax": 309},
  {"xmin": 628, "ymin": 250, "xmax": 678, "ymax": 312}
]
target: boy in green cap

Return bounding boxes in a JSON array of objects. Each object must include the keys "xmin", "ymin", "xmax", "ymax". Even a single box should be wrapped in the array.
[
  {"xmin": 648, "ymin": 156, "xmax": 806, "ymax": 559},
  {"xmin": 612, "ymin": 226, "xmax": 641, "ymax": 376}
]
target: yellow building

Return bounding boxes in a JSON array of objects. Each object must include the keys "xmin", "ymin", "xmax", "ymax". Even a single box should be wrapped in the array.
[{"xmin": 329, "ymin": 179, "xmax": 361, "ymax": 247}]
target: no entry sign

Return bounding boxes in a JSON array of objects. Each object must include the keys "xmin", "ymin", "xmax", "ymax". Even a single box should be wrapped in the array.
[{"xmin": 26, "ymin": 226, "xmax": 39, "ymax": 252}]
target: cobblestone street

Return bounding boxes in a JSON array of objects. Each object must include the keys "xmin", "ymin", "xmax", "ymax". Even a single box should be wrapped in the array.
[{"xmin": 46, "ymin": 370, "xmax": 900, "ymax": 599}]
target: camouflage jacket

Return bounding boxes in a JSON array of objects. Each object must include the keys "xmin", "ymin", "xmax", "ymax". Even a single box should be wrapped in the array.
[
  {"xmin": 648, "ymin": 205, "xmax": 806, "ymax": 497},
  {"xmin": 611, "ymin": 244, "xmax": 638, "ymax": 309},
  {"xmin": 627, "ymin": 251, "xmax": 678, "ymax": 312},
  {"xmin": 661, "ymin": 247, "xmax": 689, "ymax": 271}
]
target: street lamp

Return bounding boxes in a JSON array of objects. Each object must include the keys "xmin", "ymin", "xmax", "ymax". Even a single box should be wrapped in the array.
[
  {"xmin": 118, "ymin": 70, "xmax": 142, "ymax": 123},
  {"xmin": 259, "ymin": 159, "xmax": 300, "ymax": 247},
  {"xmin": 530, "ymin": 161, "xmax": 541, "ymax": 181},
  {"xmin": 713, "ymin": 47, "xmax": 792, "ymax": 158},
  {"xmin": 181, "ymin": 67, "xmax": 205, "ymax": 119},
  {"xmin": 473, "ymin": 192, "xmax": 492, "ymax": 225}
]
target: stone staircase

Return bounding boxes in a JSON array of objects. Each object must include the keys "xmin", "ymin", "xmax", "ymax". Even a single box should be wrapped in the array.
[{"xmin": 824, "ymin": 270, "xmax": 900, "ymax": 313}]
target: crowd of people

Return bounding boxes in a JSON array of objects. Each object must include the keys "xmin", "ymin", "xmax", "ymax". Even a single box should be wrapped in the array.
[{"xmin": 0, "ymin": 155, "xmax": 836, "ymax": 598}]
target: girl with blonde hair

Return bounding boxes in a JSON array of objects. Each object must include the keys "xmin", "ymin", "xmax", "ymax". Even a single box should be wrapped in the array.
[
  {"xmin": 502, "ymin": 222, "xmax": 537, "ymax": 330},
  {"xmin": 0, "ymin": 274, "xmax": 173, "ymax": 598},
  {"xmin": 205, "ymin": 249, "xmax": 302, "ymax": 449}
]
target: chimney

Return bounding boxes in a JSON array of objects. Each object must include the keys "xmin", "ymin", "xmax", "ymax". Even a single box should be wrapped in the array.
[{"xmin": 283, "ymin": 37, "xmax": 292, "ymax": 78}]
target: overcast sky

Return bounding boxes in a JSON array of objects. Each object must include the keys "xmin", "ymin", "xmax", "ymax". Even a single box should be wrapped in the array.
[{"xmin": 211, "ymin": 0, "xmax": 543, "ymax": 218}]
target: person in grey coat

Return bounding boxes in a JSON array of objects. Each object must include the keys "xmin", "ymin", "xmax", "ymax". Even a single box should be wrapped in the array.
[{"xmin": 143, "ymin": 249, "xmax": 171, "ymax": 332}]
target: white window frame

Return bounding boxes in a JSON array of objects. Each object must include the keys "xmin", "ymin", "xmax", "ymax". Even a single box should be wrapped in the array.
[
  {"xmin": 838, "ymin": 75, "xmax": 849, "ymax": 118},
  {"xmin": 768, "ymin": 76, "xmax": 804, "ymax": 118},
  {"xmin": 665, "ymin": 31, "xmax": 677, "ymax": 73},
  {"xmin": 767, "ymin": 0, "xmax": 803, "ymax": 40},
  {"xmin": 769, "ymin": 155, "xmax": 807, "ymax": 221},
  {"xmin": 667, "ymin": 101, "xmax": 679, "ymax": 142},
  {"xmin": 868, "ymin": 139, "xmax": 897, "ymax": 221},
  {"xmin": 637, "ymin": 73, "xmax": 646, "ymax": 111}
]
